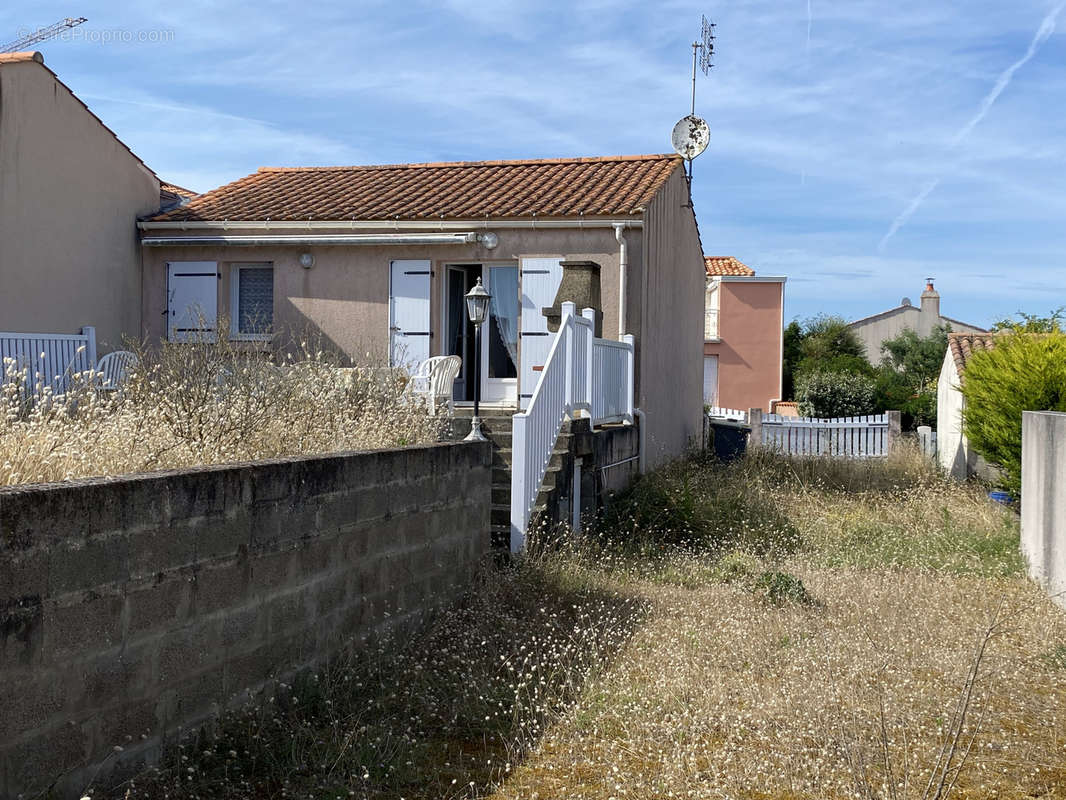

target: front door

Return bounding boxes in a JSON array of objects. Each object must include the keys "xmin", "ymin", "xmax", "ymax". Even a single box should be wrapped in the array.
[{"xmin": 480, "ymin": 264, "xmax": 519, "ymax": 405}]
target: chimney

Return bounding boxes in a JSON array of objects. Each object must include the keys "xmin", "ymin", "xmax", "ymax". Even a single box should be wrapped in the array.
[{"xmin": 919, "ymin": 278, "xmax": 940, "ymax": 334}]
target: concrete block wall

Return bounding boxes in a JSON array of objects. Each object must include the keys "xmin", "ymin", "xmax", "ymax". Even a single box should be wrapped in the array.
[
  {"xmin": 1021, "ymin": 411, "xmax": 1066, "ymax": 610},
  {"xmin": 0, "ymin": 441, "xmax": 491, "ymax": 799}
]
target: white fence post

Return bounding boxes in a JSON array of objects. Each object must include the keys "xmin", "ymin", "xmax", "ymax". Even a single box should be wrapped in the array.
[
  {"xmin": 510, "ymin": 413, "xmax": 528, "ymax": 553},
  {"xmin": 562, "ymin": 302, "xmax": 575, "ymax": 414},
  {"xmin": 81, "ymin": 326, "xmax": 98, "ymax": 369},
  {"xmin": 582, "ymin": 308, "xmax": 595, "ymax": 415}
]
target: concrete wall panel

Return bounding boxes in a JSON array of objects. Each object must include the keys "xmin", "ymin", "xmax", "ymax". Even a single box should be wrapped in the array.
[
  {"xmin": 0, "ymin": 441, "xmax": 491, "ymax": 798},
  {"xmin": 1021, "ymin": 411, "xmax": 1066, "ymax": 610}
]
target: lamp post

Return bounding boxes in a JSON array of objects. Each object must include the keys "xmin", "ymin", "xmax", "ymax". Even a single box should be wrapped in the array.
[{"xmin": 464, "ymin": 277, "xmax": 491, "ymax": 442}]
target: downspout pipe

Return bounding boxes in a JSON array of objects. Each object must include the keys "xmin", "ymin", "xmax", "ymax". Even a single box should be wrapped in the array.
[{"xmin": 613, "ymin": 223, "xmax": 627, "ymax": 338}]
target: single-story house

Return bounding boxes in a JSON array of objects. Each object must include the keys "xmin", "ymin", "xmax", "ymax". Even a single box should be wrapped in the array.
[
  {"xmin": 137, "ymin": 154, "xmax": 706, "ymax": 466},
  {"xmin": 702, "ymin": 256, "xmax": 785, "ymax": 411},
  {"xmin": 937, "ymin": 331, "xmax": 996, "ymax": 479},
  {"xmin": 848, "ymin": 281, "xmax": 986, "ymax": 364},
  {"xmin": 0, "ymin": 51, "xmax": 184, "ymax": 351}
]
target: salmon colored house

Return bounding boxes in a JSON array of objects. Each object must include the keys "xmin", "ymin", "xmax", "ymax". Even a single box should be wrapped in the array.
[{"xmin": 702, "ymin": 257, "xmax": 786, "ymax": 411}]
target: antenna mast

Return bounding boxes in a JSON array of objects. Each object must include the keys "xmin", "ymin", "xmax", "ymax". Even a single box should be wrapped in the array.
[
  {"xmin": 672, "ymin": 15, "xmax": 714, "ymax": 207},
  {"xmin": 1, "ymin": 17, "xmax": 88, "ymax": 54}
]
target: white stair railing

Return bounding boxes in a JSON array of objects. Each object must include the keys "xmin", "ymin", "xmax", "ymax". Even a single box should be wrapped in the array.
[{"xmin": 510, "ymin": 303, "xmax": 635, "ymax": 553}]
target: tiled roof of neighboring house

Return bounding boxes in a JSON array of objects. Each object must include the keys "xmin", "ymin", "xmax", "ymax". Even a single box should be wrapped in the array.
[
  {"xmin": 159, "ymin": 181, "xmax": 198, "ymax": 211},
  {"xmin": 161, "ymin": 182, "xmax": 197, "ymax": 200},
  {"xmin": 948, "ymin": 332, "xmax": 996, "ymax": 377},
  {"xmin": 146, "ymin": 154, "xmax": 683, "ymax": 223},
  {"xmin": 705, "ymin": 256, "xmax": 755, "ymax": 276}
]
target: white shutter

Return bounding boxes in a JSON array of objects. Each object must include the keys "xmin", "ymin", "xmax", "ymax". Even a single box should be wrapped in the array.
[
  {"xmin": 389, "ymin": 260, "xmax": 432, "ymax": 369},
  {"xmin": 167, "ymin": 262, "xmax": 218, "ymax": 342},
  {"xmin": 518, "ymin": 257, "xmax": 564, "ymax": 409},
  {"xmin": 703, "ymin": 355, "xmax": 719, "ymax": 405}
]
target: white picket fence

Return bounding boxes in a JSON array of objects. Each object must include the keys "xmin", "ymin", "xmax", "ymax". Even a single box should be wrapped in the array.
[
  {"xmin": 706, "ymin": 406, "xmax": 748, "ymax": 422},
  {"xmin": 760, "ymin": 413, "xmax": 889, "ymax": 458},
  {"xmin": 0, "ymin": 327, "xmax": 98, "ymax": 397},
  {"xmin": 511, "ymin": 303, "xmax": 634, "ymax": 553}
]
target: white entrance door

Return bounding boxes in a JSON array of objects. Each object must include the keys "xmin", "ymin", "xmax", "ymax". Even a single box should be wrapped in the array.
[
  {"xmin": 480, "ymin": 264, "xmax": 520, "ymax": 405},
  {"xmin": 518, "ymin": 257, "xmax": 564, "ymax": 409},
  {"xmin": 389, "ymin": 260, "xmax": 432, "ymax": 370},
  {"xmin": 167, "ymin": 261, "xmax": 218, "ymax": 342},
  {"xmin": 703, "ymin": 355, "xmax": 719, "ymax": 406}
]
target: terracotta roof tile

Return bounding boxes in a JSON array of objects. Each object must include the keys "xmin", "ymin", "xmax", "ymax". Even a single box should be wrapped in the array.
[
  {"xmin": 147, "ymin": 154, "xmax": 682, "ymax": 223},
  {"xmin": 160, "ymin": 181, "xmax": 197, "ymax": 200},
  {"xmin": 948, "ymin": 332, "xmax": 996, "ymax": 377},
  {"xmin": 705, "ymin": 256, "xmax": 755, "ymax": 277}
]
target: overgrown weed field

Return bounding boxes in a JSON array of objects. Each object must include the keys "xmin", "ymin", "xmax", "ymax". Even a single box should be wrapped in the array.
[
  {"xmin": 1, "ymin": 336, "xmax": 443, "ymax": 487},
  {"xmin": 104, "ymin": 448, "xmax": 1066, "ymax": 800}
]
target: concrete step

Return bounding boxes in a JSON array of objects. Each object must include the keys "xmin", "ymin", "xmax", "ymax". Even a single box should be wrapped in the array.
[
  {"xmin": 491, "ymin": 503, "xmax": 510, "ymax": 526},
  {"xmin": 486, "ymin": 431, "xmax": 512, "ymax": 449},
  {"xmin": 491, "ymin": 484, "xmax": 510, "ymax": 505}
]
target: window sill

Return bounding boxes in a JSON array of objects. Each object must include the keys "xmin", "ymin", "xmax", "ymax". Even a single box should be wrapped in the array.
[
  {"xmin": 704, "ymin": 336, "xmax": 721, "ymax": 343},
  {"xmin": 229, "ymin": 333, "xmax": 274, "ymax": 342}
]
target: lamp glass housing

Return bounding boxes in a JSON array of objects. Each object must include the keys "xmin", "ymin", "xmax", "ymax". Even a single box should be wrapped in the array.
[{"xmin": 465, "ymin": 277, "xmax": 491, "ymax": 325}]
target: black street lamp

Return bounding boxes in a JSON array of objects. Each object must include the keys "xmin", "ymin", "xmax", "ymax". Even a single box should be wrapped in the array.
[{"xmin": 464, "ymin": 277, "xmax": 491, "ymax": 442}]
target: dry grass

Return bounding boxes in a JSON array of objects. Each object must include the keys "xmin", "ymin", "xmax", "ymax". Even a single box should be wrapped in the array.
[
  {"xmin": 97, "ymin": 551, "xmax": 647, "ymax": 800},
  {"xmin": 91, "ymin": 449, "xmax": 1066, "ymax": 800},
  {"xmin": 494, "ymin": 451, "xmax": 1066, "ymax": 800},
  {"xmin": 0, "ymin": 335, "xmax": 444, "ymax": 487}
]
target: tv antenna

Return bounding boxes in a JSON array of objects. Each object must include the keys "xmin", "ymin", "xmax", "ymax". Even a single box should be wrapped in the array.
[
  {"xmin": 672, "ymin": 15, "xmax": 715, "ymax": 206},
  {"xmin": 691, "ymin": 15, "xmax": 715, "ymax": 115},
  {"xmin": 1, "ymin": 17, "xmax": 87, "ymax": 53}
]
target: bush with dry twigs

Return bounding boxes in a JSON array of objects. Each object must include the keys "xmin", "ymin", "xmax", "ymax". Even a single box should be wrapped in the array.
[{"xmin": 0, "ymin": 335, "xmax": 445, "ymax": 487}]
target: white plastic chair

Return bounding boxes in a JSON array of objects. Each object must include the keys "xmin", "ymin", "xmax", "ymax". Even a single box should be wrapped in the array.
[
  {"xmin": 409, "ymin": 355, "xmax": 461, "ymax": 415},
  {"xmin": 95, "ymin": 350, "xmax": 139, "ymax": 392}
]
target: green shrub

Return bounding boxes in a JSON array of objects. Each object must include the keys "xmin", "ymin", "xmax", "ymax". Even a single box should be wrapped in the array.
[
  {"xmin": 796, "ymin": 370, "xmax": 875, "ymax": 418},
  {"xmin": 593, "ymin": 459, "xmax": 802, "ymax": 557},
  {"xmin": 753, "ymin": 570, "xmax": 816, "ymax": 607},
  {"xmin": 961, "ymin": 331, "xmax": 1066, "ymax": 493}
]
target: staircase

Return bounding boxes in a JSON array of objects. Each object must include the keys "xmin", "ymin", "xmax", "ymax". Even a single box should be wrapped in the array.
[{"xmin": 451, "ymin": 410, "xmax": 573, "ymax": 548}]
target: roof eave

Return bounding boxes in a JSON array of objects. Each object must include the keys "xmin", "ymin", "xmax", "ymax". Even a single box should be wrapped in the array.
[{"xmin": 138, "ymin": 216, "xmax": 645, "ymax": 232}]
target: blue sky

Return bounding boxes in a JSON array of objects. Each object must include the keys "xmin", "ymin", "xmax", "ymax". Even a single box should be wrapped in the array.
[{"xmin": 4, "ymin": 1, "xmax": 1065, "ymax": 328}]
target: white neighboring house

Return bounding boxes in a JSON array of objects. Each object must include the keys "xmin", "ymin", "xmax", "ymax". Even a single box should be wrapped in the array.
[{"xmin": 937, "ymin": 332, "xmax": 996, "ymax": 479}]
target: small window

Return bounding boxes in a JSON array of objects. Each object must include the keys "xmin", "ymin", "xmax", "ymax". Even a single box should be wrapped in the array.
[
  {"xmin": 231, "ymin": 264, "xmax": 274, "ymax": 339},
  {"xmin": 704, "ymin": 280, "xmax": 720, "ymax": 340}
]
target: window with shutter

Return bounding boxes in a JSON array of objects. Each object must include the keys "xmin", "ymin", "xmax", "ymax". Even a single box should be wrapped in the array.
[{"xmin": 230, "ymin": 264, "xmax": 274, "ymax": 339}]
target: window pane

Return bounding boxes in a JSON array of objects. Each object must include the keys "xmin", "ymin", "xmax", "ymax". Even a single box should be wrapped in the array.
[{"xmin": 238, "ymin": 267, "xmax": 273, "ymax": 334}]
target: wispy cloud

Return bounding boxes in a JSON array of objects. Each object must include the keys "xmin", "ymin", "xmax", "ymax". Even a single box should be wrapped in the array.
[
  {"xmin": 878, "ymin": 2, "xmax": 1064, "ymax": 252},
  {"xmin": 6, "ymin": 0, "xmax": 1064, "ymax": 325}
]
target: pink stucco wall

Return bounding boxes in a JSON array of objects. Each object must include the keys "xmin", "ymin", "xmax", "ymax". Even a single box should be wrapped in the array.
[{"xmin": 705, "ymin": 279, "xmax": 783, "ymax": 412}]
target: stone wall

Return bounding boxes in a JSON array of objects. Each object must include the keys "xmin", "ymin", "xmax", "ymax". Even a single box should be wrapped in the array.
[
  {"xmin": 0, "ymin": 442, "xmax": 491, "ymax": 799},
  {"xmin": 1021, "ymin": 411, "xmax": 1066, "ymax": 610}
]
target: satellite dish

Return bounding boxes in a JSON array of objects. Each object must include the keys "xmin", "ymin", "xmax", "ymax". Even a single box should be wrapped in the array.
[{"xmin": 671, "ymin": 115, "xmax": 710, "ymax": 160}]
